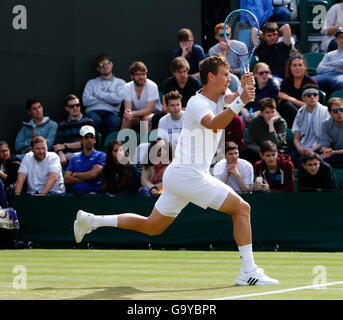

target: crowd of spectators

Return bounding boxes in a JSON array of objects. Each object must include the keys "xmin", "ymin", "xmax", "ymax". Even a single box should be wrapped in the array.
[{"xmin": 2, "ymin": 2, "xmax": 343, "ymax": 217}]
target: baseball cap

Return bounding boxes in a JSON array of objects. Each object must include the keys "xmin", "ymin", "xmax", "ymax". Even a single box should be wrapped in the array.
[
  {"xmin": 80, "ymin": 125, "xmax": 95, "ymax": 137},
  {"xmin": 335, "ymin": 26, "xmax": 343, "ymax": 36}
]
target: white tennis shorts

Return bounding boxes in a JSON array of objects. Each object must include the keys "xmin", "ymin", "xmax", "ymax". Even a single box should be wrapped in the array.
[{"xmin": 155, "ymin": 164, "xmax": 233, "ymax": 217}]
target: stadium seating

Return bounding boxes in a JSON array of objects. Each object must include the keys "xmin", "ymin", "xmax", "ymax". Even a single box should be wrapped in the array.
[
  {"xmin": 318, "ymin": 89, "xmax": 326, "ymax": 105},
  {"xmin": 286, "ymin": 128, "xmax": 295, "ymax": 151},
  {"xmin": 330, "ymin": 89, "xmax": 343, "ymax": 99},
  {"xmin": 303, "ymin": 52, "xmax": 324, "ymax": 76},
  {"xmin": 333, "ymin": 168, "xmax": 343, "ymax": 190}
]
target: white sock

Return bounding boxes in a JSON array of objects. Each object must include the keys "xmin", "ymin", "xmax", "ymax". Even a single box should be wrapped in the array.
[
  {"xmin": 91, "ymin": 215, "xmax": 118, "ymax": 229},
  {"xmin": 238, "ymin": 244, "xmax": 257, "ymax": 274}
]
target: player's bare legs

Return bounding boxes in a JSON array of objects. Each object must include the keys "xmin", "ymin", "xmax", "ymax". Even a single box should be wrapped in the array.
[
  {"xmin": 73, "ymin": 207, "xmax": 175, "ymax": 243},
  {"xmin": 117, "ymin": 207, "xmax": 175, "ymax": 236},
  {"xmin": 218, "ymin": 191, "xmax": 251, "ymax": 246}
]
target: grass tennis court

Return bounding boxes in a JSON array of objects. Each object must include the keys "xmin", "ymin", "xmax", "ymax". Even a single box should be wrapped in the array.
[{"xmin": 0, "ymin": 249, "xmax": 342, "ymax": 300}]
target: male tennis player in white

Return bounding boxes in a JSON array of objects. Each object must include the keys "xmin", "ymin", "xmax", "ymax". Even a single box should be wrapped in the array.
[{"xmin": 73, "ymin": 55, "xmax": 279, "ymax": 286}]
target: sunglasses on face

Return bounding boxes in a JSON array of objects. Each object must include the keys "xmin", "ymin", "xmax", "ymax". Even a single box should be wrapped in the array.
[
  {"xmin": 98, "ymin": 61, "xmax": 111, "ymax": 68},
  {"xmin": 257, "ymin": 71, "xmax": 270, "ymax": 75},
  {"xmin": 304, "ymin": 92, "xmax": 318, "ymax": 97},
  {"xmin": 68, "ymin": 103, "xmax": 80, "ymax": 109},
  {"xmin": 332, "ymin": 107, "xmax": 343, "ymax": 114},
  {"xmin": 216, "ymin": 32, "xmax": 231, "ymax": 37}
]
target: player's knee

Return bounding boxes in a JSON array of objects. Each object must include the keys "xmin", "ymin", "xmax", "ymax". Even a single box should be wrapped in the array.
[{"xmin": 236, "ymin": 200, "xmax": 251, "ymax": 219}]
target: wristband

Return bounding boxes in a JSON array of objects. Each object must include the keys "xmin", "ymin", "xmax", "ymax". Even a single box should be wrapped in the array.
[{"xmin": 229, "ymin": 96, "xmax": 245, "ymax": 114}]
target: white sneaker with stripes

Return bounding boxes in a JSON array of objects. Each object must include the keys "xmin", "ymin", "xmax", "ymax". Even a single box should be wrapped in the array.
[
  {"xmin": 73, "ymin": 210, "xmax": 95, "ymax": 243},
  {"xmin": 235, "ymin": 267, "xmax": 279, "ymax": 286}
]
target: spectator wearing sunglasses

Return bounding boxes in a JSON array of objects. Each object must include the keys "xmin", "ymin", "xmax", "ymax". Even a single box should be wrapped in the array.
[
  {"xmin": 82, "ymin": 54, "xmax": 126, "ymax": 135},
  {"xmin": 321, "ymin": 97, "xmax": 343, "ymax": 168},
  {"xmin": 53, "ymin": 94, "xmax": 95, "ymax": 168},
  {"xmin": 314, "ymin": 27, "xmax": 343, "ymax": 96},
  {"xmin": 208, "ymin": 23, "xmax": 248, "ymax": 78},
  {"xmin": 278, "ymin": 55, "xmax": 316, "ymax": 128},
  {"xmin": 290, "ymin": 84, "xmax": 329, "ymax": 168},
  {"xmin": 240, "ymin": 62, "xmax": 280, "ymax": 126}
]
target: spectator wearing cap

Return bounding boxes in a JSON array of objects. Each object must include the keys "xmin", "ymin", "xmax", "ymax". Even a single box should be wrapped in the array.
[
  {"xmin": 290, "ymin": 84, "xmax": 329, "ymax": 168},
  {"xmin": 64, "ymin": 125, "xmax": 106, "ymax": 195},
  {"xmin": 314, "ymin": 27, "xmax": 343, "ymax": 95},
  {"xmin": 53, "ymin": 94, "xmax": 94, "ymax": 168}
]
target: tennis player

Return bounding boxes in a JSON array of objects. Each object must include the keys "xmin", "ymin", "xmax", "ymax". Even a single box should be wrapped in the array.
[{"xmin": 74, "ymin": 55, "xmax": 279, "ymax": 286}]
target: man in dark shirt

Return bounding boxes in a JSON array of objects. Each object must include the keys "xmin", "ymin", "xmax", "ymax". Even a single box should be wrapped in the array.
[
  {"xmin": 297, "ymin": 152, "xmax": 338, "ymax": 192},
  {"xmin": 162, "ymin": 57, "xmax": 201, "ymax": 110},
  {"xmin": 254, "ymin": 22, "xmax": 292, "ymax": 80}
]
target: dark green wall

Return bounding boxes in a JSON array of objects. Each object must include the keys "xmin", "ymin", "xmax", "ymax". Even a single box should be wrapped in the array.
[
  {"xmin": 0, "ymin": 0, "xmax": 201, "ymax": 147},
  {"xmin": 8, "ymin": 192, "xmax": 343, "ymax": 251}
]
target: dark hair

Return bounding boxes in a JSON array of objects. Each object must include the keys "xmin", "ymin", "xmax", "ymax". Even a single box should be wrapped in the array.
[
  {"xmin": 225, "ymin": 141, "xmax": 238, "ymax": 154},
  {"xmin": 303, "ymin": 151, "xmax": 321, "ymax": 163},
  {"xmin": 301, "ymin": 83, "xmax": 319, "ymax": 95},
  {"xmin": 327, "ymin": 97, "xmax": 343, "ymax": 112},
  {"xmin": 101, "ymin": 140, "xmax": 132, "ymax": 194},
  {"xmin": 26, "ymin": 98, "xmax": 43, "ymax": 111},
  {"xmin": 260, "ymin": 140, "xmax": 277, "ymax": 154},
  {"xmin": 261, "ymin": 22, "xmax": 279, "ymax": 34},
  {"xmin": 200, "ymin": 54, "xmax": 230, "ymax": 85},
  {"xmin": 0, "ymin": 141, "xmax": 9, "ymax": 149},
  {"xmin": 129, "ymin": 61, "xmax": 148, "ymax": 75},
  {"xmin": 64, "ymin": 94, "xmax": 79, "ymax": 106},
  {"xmin": 177, "ymin": 28, "xmax": 194, "ymax": 42},
  {"xmin": 284, "ymin": 54, "xmax": 308, "ymax": 78},
  {"xmin": 258, "ymin": 97, "xmax": 277, "ymax": 111},
  {"xmin": 165, "ymin": 90, "xmax": 182, "ymax": 105},
  {"xmin": 170, "ymin": 56, "xmax": 190, "ymax": 73},
  {"xmin": 95, "ymin": 54, "xmax": 112, "ymax": 67},
  {"xmin": 144, "ymin": 138, "xmax": 173, "ymax": 168}
]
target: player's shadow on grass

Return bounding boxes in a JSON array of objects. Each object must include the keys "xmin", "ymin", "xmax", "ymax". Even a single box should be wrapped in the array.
[{"xmin": 33, "ymin": 285, "xmax": 236, "ymax": 300}]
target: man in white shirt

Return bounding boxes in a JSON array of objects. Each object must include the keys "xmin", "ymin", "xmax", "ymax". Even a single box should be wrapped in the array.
[
  {"xmin": 74, "ymin": 55, "xmax": 278, "ymax": 286},
  {"xmin": 157, "ymin": 90, "xmax": 184, "ymax": 150},
  {"xmin": 82, "ymin": 54, "xmax": 126, "ymax": 134},
  {"xmin": 213, "ymin": 141, "xmax": 253, "ymax": 194},
  {"xmin": 15, "ymin": 136, "xmax": 65, "ymax": 196},
  {"xmin": 121, "ymin": 61, "xmax": 162, "ymax": 136}
]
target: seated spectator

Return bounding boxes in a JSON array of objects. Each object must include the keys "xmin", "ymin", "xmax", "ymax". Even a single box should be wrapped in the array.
[
  {"xmin": 297, "ymin": 152, "xmax": 338, "ymax": 192},
  {"xmin": 320, "ymin": 1, "xmax": 343, "ymax": 52},
  {"xmin": 254, "ymin": 22, "xmax": 292, "ymax": 82},
  {"xmin": 224, "ymin": 114, "xmax": 245, "ymax": 149},
  {"xmin": 290, "ymin": 84, "xmax": 329, "ymax": 168},
  {"xmin": 14, "ymin": 98, "xmax": 58, "ymax": 159},
  {"xmin": 213, "ymin": 141, "xmax": 253, "ymax": 194},
  {"xmin": 14, "ymin": 136, "xmax": 65, "ymax": 196},
  {"xmin": 269, "ymin": 0, "xmax": 291, "ymax": 22},
  {"xmin": 0, "ymin": 141, "xmax": 21, "ymax": 193},
  {"xmin": 139, "ymin": 139, "xmax": 172, "ymax": 197},
  {"xmin": 253, "ymin": 140, "xmax": 294, "ymax": 192},
  {"xmin": 314, "ymin": 27, "xmax": 343, "ymax": 95},
  {"xmin": 208, "ymin": 22, "xmax": 248, "ymax": 78},
  {"xmin": 157, "ymin": 90, "xmax": 184, "ymax": 151},
  {"xmin": 172, "ymin": 28, "xmax": 205, "ymax": 78},
  {"xmin": 82, "ymin": 54, "xmax": 126, "ymax": 135},
  {"xmin": 121, "ymin": 61, "xmax": 162, "ymax": 137},
  {"xmin": 321, "ymin": 97, "xmax": 343, "ymax": 168},
  {"xmin": 53, "ymin": 94, "xmax": 95, "ymax": 168},
  {"xmin": 278, "ymin": 55, "xmax": 316, "ymax": 128},
  {"xmin": 162, "ymin": 57, "xmax": 201, "ymax": 110},
  {"xmin": 101, "ymin": 140, "xmax": 140, "ymax": 196},
  {"xmin": 241, "ymin": 97, "xmax": 288, "ymax": 164},
  {"xmin": 64, "ymin": 125, "xmax": 106, "ymax": 195},
  {"xmin": 240, "ymin": 62, "xmax": 280, "ymax": 125}
]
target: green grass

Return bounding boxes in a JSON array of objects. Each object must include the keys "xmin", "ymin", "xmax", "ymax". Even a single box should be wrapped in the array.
[{"xmin": 0, "ymin": 249, "xmax": 342, "ymax": 300}]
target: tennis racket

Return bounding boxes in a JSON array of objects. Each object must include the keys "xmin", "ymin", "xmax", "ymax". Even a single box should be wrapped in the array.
[{"xmin": 223, "ymin": 9, "xmax": 260, "ymax": 74}]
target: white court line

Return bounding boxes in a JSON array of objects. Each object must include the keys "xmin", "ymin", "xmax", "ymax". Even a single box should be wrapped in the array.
[{"xmin": 214, "ymin": 281, "xmax": 343, "ymax": 300}]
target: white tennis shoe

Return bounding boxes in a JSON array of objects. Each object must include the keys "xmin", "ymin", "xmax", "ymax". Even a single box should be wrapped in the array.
[
  {"xmin": 235, "ymin": 267, "xmax": 279, "ymax": 286},
  {"xmin": 73, "ymin": 210, "xmax": 96, "ymax": 243}
]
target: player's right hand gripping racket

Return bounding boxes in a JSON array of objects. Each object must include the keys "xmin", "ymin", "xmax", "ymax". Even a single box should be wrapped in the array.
[{"xmin": 223, "ymin": 9, "xmax": 260, "ymax": 74}]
